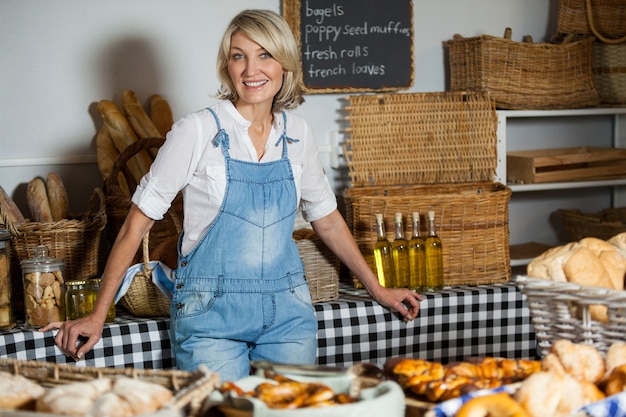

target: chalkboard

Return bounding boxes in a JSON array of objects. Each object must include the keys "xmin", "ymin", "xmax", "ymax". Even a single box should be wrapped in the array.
[{"xmin": 283, "ymin": 0, "xmax": 414, "ymax": 94}]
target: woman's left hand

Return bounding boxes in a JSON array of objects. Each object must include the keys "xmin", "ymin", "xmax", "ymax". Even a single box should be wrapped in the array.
[{"xmin": 370, "ymin": 286, "xmax": 423, "ymax": 321}]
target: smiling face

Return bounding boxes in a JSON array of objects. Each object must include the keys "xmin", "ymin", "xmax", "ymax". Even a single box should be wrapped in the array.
[{"xmin": 227, "ymin": 30, "xmax": 285, "ymax": 112}]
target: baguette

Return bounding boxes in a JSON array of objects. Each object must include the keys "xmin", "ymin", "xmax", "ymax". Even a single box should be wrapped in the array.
[
  {"xmin": 0, "ymin": 185, "xmax": 25, "ymax": 225},
  {"xmin": 122, "ymin": 90, "xmax": 162, "ymax": 159},
  {"xmin": 95, "ymin": 126, "xmax": 119, "ymax": 180},
  {"xmin": 97, "ymin": 99, "xmax": 153, "ymax": 187},
  {"xmin": 149, "ymin": 94, "xmax": 174, "ymax": 138},
  {"xmin": 45, "ymin": 172, "xmax": 69, "ymax": 221},
  {"xmin": 26, "ymin": 177, "xmax": 53, "ymax": 223}
]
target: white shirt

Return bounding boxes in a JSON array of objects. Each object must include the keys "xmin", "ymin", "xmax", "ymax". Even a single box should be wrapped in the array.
[{"xmin": 132, "ymin": 100, "xmax": 337, "ymax": 255}]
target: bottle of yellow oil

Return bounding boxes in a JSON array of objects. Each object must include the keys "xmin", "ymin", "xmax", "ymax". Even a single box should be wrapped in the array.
[
  {"xmin": 391, "ymin": 213, "xmax": 410, "ymax": 288},
  {"xmin": 408, "ymin": 211, "xmax": 427, "ymax": 292},
  {"xmin": 373, "ymin": 214, "xmax": 395, "ymax": 288},
  {"xmin": 425, "ymin": 210, "xmax": 444, "ymax": 291}
]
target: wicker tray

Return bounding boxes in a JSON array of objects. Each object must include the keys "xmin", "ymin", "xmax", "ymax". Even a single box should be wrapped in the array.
[
  {"xmin": 0, "ymin": 357, "xmax": 220, "ymax": 417},
  {"xmin": 445, "ymin": 28, "xmax": 600, "ymax": 110},
  {"xmin": 343, "ymin": 182, "xmax": 511, "ymax": 287},
  {"xmin": 554, "ymin": 207, "xmax": 626, "ymax": 241},
  {"xmin": 294, "ymin": 229, "xmax": 340, "ymax": 303},
  {"xmin": 514, "ymin": 275, "xmax": 626, "ymax": 357},
  {"xmin": 344, "ymin": 92, "xmax": 498, "ymax": 187}
]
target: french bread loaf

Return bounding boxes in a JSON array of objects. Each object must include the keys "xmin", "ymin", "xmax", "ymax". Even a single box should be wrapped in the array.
[
  {"xmin": 97, "ymin": 99, "xmax": 153, "ymax": 187},
  {"xmin": 26, "ymin": 177, "xmax": 53, "ymax": 223},
  {"xmin": 122, "ymin": 90, "xmax": 162, "ymax": 159},
  {"xmin": 95, "ymin": 126, "xmax": 119, "ymax": 180},
  {"xmin": 46, "ymin": 172, "xmax": 69, "ymax": 221},
  {"xmin": 149, "ymin": 94, "xmax": 174, "ymax": 138},
  {"xmin": 0, "ymin": 185, "xmax": 25, "ymax": 225}
]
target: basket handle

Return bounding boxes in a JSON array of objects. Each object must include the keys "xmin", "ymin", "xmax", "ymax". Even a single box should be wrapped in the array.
[
  {"xmin": 82, "ymin": 187, "xmax": 107, "ymax": 230},
  {"xmin": 141, "ymin": 232, "xmax": 152, "ymax": 273},
  {"xmin": 585, "ymin": 0, "xmax": 626, "ymax": 44},
  {"xmin": 0, "ymin": 202, "xmax": 19, "ymax": 236},
  {"xmin": 104, "ymin": 137, "xmax": 165, "ymax": 196}
]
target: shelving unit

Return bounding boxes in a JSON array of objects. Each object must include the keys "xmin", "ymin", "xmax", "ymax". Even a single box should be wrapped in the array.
[{"xmin": 496, "ymin": 107, "xmax": 626, "ymax": 267}]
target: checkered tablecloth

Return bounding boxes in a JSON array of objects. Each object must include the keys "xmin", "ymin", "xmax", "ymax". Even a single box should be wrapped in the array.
[
  {"xmin": 317, "ymin": 282, "xmax": 537, "ymax": 367},
  {"xmin": 0, "ymin": 282, "xmax": 536, "ymax": 369}
]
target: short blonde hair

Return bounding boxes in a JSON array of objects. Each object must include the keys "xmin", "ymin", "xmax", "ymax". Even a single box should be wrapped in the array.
[{"xmin": 216, "ymin": 9, "xmax": 304, "ymax": 112}]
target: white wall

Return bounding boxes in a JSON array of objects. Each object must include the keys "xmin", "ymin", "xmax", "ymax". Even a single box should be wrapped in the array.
[{"xmin": 6, "ymin": 0, "xmax": 608, "ymax": 247}]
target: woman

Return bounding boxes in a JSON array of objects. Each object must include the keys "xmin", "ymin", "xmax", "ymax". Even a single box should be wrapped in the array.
[{"xmin": 43, "ymin": 9, "xmax": 422, "ymax": 382}]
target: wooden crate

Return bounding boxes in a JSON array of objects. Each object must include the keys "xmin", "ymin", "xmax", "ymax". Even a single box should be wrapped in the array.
[{"xmin": 507, "ymin": 146, "xmax": 626, "ymax": 184}]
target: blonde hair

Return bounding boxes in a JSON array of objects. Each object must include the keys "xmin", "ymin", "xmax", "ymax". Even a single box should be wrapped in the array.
[{"xmin": 216, "ymin": 9, "xmax": 304, "ymax": 112}]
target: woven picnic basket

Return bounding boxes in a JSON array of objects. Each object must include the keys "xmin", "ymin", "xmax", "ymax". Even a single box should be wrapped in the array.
[
  {"xmin": 293, "ymin": 229, "xmax": 340, "ymax": 303},
  {"xmin": 118, "ymin": 232, "xmax": 171, "ymax": 317},
  {"xmin": 104, "ymin": 136, "xmax": 183, "ymax": 257},
  {"xmin": 343, "ymin": 92, "xmax": 511, "ymax": 288},
  {"xmin": 1, "ymin": 187, "xmax": 106, "ymax": 318},
  {"xmin": 554, "ymin": 206, "xmax": 626, "ymax": 241},
  {"xmin": 515, "ymin": 275, "xmax": 626, "ymax": 357},
  {"xmin": 592, "ymin": 41, "xmax": 626, "ymax": 104},
  {"xmin": 557, "ymin": 0, "xmax": 626, "ymax": 43},
  {"xmin": 445, "ymin": 28, "xmax": 600, "ymax": 110},
  {"xmin": 0, "ymin": 357, "xmax": 220, "ymax": 417}
]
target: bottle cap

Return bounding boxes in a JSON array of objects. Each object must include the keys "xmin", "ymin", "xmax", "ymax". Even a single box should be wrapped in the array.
[
  {"xmin": 395, "ymin": 213, "xmax": 402, "ymax": 222},
  {"xmin": 428, "ymin": 211, "xmax": 435, "ymax": 219},
  {"xmin": 411, "ymin": 211, "xmax": 419, "ymax": 220},
  {"xmin": 375, "ymin": 213, "xmax": 383, "ymax": 223}
]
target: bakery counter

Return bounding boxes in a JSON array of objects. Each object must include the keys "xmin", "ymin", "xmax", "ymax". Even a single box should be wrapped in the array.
[{"xmin": 0, "ymin": 282, "xmax": 537, "ymax": 369}]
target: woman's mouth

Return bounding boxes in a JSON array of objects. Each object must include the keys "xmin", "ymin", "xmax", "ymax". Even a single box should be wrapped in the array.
[{"xmin": 243, "ymin": 80, "xmax": 268, "ymax": 88}]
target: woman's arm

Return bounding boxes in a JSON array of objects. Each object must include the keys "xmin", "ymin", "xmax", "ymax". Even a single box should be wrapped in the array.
[
  {"xmin": 40, "ymin": 204, "xmax": 155, "ymax": 360},
  {"xmin": 310, "ymin": 209, "xmax": 422, "ymax": 320}
]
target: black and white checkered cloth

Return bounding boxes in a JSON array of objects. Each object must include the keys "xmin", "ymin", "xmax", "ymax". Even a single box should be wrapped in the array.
[{"xmin": 0, "ymin": 283, "xmax": 536, "ymax": 369}]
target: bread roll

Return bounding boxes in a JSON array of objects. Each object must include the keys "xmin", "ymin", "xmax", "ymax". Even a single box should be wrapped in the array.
[
  {"xmin": 541, "ymin": 339, "xmax": 605, "ymax": 384},
  {"xmin": 0, "ymin": 185, "xmax": 25, "ymax": 225},
  {"xmin": 0, "ymin": 371, "xmax": 46, "ymax": 410},
  {"xmin": 112, "ymin": 376, "xmax": 173, "ymax": 415},
  {"xmin": 605, "ymin": 342, "xmax": 626, "ymax": 374},
  {"xmin": 149, "ymin": 94, "xmax": 174, "ymax": 138},
  {"xmin": 46, "ymin": 172, "xmax": 69, "ymax": 221},
  {"xmin": 97, "ymin": 99, "xmax": 153, "ymax": 186},
  {"xmin": 578, "ymin": 237, "xmax": 626, "ymax": 290},
  {"xmin": 527, "ymin": 242, "xmax": 579, "ymax": 282},
  {"xmin": 604, "ymin": 364, "xmax": 626, "ymax": 396},
  {"xmin": 36, "ymin": 378, "xmax": 113, "ymax": 416},
  {"xmin": 26, "ymin": 177, "xmax": 53, "ymax": 223}
]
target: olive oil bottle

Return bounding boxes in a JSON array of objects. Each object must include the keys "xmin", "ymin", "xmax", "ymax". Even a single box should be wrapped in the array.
[
  {"xmin": 391, "ymin": 212, "xmax": 410, "ymax": 288},
  {"xmin": 425, "ymin": 210, "xmax": 444, "ymax": 291},
  {"xmin": 408, "ymin": 211, "xmax": 427, "ymax": 292},
  {"xmin": 373, "ymin": 214, "xmax": 395, "ymax": 288}
]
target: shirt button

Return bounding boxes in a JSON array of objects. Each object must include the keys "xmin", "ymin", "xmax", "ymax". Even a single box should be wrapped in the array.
[
  {"xmin": 176, "ymin": 283, "xmax": 184, "ymax": 289},
  {"xmin": 176, "ymin": 303, "xmax": 184, "ymax": 309},
  {"xmin": 181, "ymin": 261, "xmax": 188, "ymax": 267}
]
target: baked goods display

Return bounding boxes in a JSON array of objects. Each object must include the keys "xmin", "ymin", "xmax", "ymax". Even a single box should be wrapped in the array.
[
  {"xmin": 0, "ymin": 371, "xmax": 46, "ymax": 410},
  {"xmin": 527, "ymin": 234, "xmax": 626, "ymax": 322},
  {"xmin": 218, "ymin": 372, "xmax": 360, "ymax": 409},
  {"xmin": 387, "ymin": 357, "xmax": 541, "ymax": 403}
]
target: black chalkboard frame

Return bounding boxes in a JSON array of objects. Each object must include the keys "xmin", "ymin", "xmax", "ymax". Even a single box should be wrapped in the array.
[{"xmin": 282, "ymin": 0, "xmax": 415, "ymax": 94}]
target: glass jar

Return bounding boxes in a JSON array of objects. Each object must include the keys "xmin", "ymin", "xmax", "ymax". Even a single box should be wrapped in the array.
[
  {"xmin": 65, "ymin": 280, "xmax": 94, "ymax": 320},
  {"xmin": 89, "ymin": 278, "xmax": 116, "ymax": 323},
  {"xmin": 21, "ymin": 245, "xmax": 65, "ymax": 329},
  {"xmin": 0, "ymin": 228, "xmax": 15, "ymax": 329}
]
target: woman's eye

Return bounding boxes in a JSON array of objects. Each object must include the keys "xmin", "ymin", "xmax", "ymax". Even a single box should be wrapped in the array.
[
  {"xmin": 231, "ymin": 53, "xmax": 244, "ymax": 60},
  {"xmin": 260, "ymin": 52, "xmax": 272, "ymax": 59}
]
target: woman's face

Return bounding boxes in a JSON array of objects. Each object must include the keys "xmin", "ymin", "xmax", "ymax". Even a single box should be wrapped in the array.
[{"xmin": 228, "ymin": 31, "xmax": 284, "ymax": 109}]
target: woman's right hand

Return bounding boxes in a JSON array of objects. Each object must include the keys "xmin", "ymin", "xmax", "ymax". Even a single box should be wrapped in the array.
[{"xmin": 39, "ymin": 314, "xmax": 105, "ymax": 361}]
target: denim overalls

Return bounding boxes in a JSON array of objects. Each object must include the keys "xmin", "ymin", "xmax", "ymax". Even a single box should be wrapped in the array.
[{"xmin": 169, "ymin": 108, "xmax": 318, "ymax": 382}]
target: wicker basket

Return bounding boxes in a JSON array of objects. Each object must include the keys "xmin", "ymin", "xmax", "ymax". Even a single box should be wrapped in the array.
[
  {"xmin": 343, "ymin": 182, "xmax": 512, "ymax": 287},
  {"xmin": 344, "ymin": 92, "xmax": 498, "ymax": 187},
  {"xmin": 2, "ymin": 187, "xmax": 106, "ymax": 318},
  {"xmin": 593, "ymin": 42, "xmax": 626, "ymax": 104},
  {"xmin": 119, "ymin": 232, "xmax": 171, "ymax": 317},
  {"xmin": 554, "ymin": 207, "xmax": 626, "ymax": 241},
  {"xmin": 104, "ymin": 137, "xmax": 183, "ymax": 257},
  {"xmin": 293, "ymin": 229, "xmax": 340, "ymax": 303},
  {"xmin": 515, "ymin": 275, "xmax": 626, "ymax": 357},
  {"xmin": 445, "ymin": 28, "xmax": 600, "ymax": 110},
  {"xmin": 0, "ymin": 357, "xmax": 220, "ymax": 417},
  {"xmin": 557, "ymin": 0, "xmax": 626, "ymax": 43}
]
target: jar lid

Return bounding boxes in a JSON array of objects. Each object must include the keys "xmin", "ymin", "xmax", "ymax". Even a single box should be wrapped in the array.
[
  {"xmin": 66, "ymin": 280, "xmax": 88, "ymax": 286},
  {"xmin": 20, "ymin": 245, "xmax": 64, "ymax": 271},
  {"xmin": 0, "ymin": 228, "xmax": 10, "ymax": 241}
]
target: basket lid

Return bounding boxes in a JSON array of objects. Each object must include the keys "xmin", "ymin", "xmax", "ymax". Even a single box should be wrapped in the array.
[{"xmin": 343, "ymin": 91, "xmax": 498, "ymax": 187}]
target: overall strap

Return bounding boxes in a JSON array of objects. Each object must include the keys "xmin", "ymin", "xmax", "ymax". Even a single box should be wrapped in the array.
[
  {"xmin": 274, "ymin": 111, "xmax": 299, "ymax": 158},
  {"xmin": 207, "ymin": 107, "xmax": 230, "ymax": 156}
]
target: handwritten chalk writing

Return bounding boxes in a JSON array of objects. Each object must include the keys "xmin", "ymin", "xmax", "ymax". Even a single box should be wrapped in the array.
[
  {"xmin": 369, "ymin": 21, "xmax": 411, "ymax": 37},
  {"xmin": 305, "ymin": 0, "xmax": 344, "ymax": 24},
  {"xmin": 304, "ymin": 24, "xmax": 342, "ymax": 43},
  {"xmin": 303, "ymin": 44, "xmax": 338, "ymax": 60},
  {"xmin": 342, "ymin": 23, "xmax": 368, "ymax": 36},
  {"xmin": 352, "ymin": 63, "xmax": 385, "ymax": 75},
  {"xmin": 341, "ymin": 45, "xmax": 368, "ymax": 58},
  {"xmin": 307, "ymin": 63, "xmax": 348, "ymax": 78}
]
